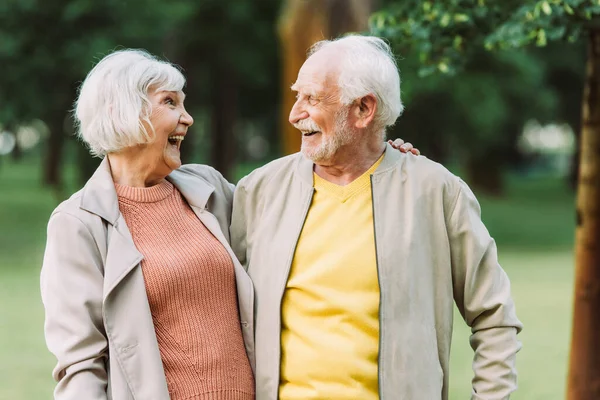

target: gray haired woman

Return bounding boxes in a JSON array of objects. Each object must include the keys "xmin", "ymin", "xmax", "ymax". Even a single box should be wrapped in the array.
[{"xmin": 40, "ymin": 50, "xmax": 255, "ymax": 399}]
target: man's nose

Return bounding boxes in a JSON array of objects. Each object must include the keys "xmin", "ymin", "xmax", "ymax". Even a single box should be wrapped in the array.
[{"xmin": 289, "ymin": 101, "xmax": 308, "ymax": 125}]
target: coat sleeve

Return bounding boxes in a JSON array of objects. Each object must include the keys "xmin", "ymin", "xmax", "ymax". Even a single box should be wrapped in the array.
[
  {"xmin": 40, "ymin": 211, "xmax": 108, "ymax": 400},
  {"xmin": 230, "ymin": 177, "xmax": 250, "ymax": 269},
  {"xmin": 446, "ymin": 179, "xmax": 523, "ymax": 400}
]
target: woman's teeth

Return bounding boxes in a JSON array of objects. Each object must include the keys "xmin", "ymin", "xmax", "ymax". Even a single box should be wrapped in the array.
[{"xmin": 168, "ymin": 135, "xmax": 185, "ymax": 143}]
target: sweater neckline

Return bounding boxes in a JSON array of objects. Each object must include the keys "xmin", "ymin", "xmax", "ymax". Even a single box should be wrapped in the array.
[
  {"xmin": 115, "ymin": 179, "xmax": 174, "ymax": 203},
  {"xmin": 313, "ymin": 154, "xmax": 384, "ymax": 202}
]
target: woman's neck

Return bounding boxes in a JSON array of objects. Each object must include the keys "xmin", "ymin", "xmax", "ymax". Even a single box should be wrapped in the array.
[{"xmin": 106, "ymin": 152, "xmax": 165, "ymax": 188}]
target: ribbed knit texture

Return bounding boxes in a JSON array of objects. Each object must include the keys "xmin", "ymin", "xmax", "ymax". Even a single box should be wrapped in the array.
[{"xmin": 115, "ymin": 180, "xmax": 254, "ymax": 400}]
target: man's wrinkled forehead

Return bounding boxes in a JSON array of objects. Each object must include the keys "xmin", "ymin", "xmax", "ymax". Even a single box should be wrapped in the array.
[{"xmin": 291, "ymin": 53, "xmax": 340, "ymax": 93}]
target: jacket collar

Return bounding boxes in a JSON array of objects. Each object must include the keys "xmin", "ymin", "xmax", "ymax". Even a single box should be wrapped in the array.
[
  {"xmin": 79, "ymin": 157, "xmax": 214, "ymax": 224},
  {"xmin": 295, "ymin": 142, "xmax": 406, "ymax": 186}
]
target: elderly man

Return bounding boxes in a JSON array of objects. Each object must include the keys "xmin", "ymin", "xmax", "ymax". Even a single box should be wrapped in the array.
[{"xmin": 231, "ymin": 35, "xmax": 522, "ymax": 400}]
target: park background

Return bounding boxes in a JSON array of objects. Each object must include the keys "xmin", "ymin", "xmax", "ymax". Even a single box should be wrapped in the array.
[{"xmin": 0, "ymin": 0, "xmax": 587, "ymax": 399}]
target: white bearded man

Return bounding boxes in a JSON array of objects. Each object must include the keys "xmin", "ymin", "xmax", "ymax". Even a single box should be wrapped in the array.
[{"xmin": 231, "ymin": 35, "xmax": 522, "ymax": 400}]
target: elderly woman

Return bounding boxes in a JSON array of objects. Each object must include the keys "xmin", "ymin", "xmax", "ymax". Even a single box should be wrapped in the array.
[{"xmin": 40, "ymin": 50, "xmax": 255, "ymax": 399}]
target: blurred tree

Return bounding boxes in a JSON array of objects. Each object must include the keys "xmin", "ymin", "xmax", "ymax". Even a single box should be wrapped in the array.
[
  {"xmin": 278, "ymin": 0, "xmax": 378, "ymax": 155},
  {"xmin": 529, "ymin": 41, "xmax": 586, "ymax": 188},
  {"xmin": 0, "ymin": 0, "xmax": 188, "ymax": 187},
  {"xmin": 166, "ymin": 0, "xmax": 281, "ymax": 180},
  {"xmin": 372, "ymin": 1, "xmax": 600, "ymax": 398},
  {"xmin": 0, "ymin": 0, "xmax": 282, "ymax": 183},
  {"xmin": 388, "ymin": 47, "xmax": 557, "ymax": 195}
]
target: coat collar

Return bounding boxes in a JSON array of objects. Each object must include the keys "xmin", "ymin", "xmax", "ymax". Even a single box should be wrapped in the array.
[
  {"xmin": 79, "ymin": 157, "xmax": 215, "ymax": 224},
  {"xmin": 295, "ymin": 142, "xmax": 406, "ymax": 186}
]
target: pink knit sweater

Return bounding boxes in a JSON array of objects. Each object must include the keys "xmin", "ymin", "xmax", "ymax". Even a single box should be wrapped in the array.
[{"xmin": 115, "ymin": 180, "xmax": 254, "ymax": 400}]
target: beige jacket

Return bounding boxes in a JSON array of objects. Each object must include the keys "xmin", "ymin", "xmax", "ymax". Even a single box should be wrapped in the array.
[
  {"xmin": 231, "ymin": 143, "xmax": 523, "ymax": 400},
  {"xmin": 40, "ymin": 158, "xmax": 254, "ymax": 400}
]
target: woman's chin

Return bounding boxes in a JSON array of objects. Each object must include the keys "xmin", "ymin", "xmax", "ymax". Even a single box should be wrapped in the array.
[
  {"xmin": 164, "ymin": 148, "xmax": 182, "ymax": 171},
  {"xmin": 167, "ymin": 158, "xmax": 182, "ymax": 172}
]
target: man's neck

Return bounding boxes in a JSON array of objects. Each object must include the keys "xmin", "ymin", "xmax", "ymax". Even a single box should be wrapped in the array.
[{"xmin": 314, "ymin": 141, "xmax": 386, "ymax": 186}]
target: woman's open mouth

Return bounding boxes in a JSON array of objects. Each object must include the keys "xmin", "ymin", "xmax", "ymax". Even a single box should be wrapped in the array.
[{"xmin": 168, "ymin": 135, "xmax": 185, "ymax": 150}]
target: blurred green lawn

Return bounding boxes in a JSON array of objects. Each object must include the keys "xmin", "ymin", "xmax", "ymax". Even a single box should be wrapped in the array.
[{"xmin": 0, "ymin": 158, "xmax": 575, "ymax": 399}]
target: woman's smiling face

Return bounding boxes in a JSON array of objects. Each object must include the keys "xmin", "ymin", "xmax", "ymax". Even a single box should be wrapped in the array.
[{"xmin": 139, "ymin": 87, "xmax": 194, "ymax": 177}]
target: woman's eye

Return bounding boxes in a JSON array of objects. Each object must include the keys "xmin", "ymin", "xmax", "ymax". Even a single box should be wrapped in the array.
[{"xmin": 165, "ymin": 97, "xmax": 175, "ymax": 106}]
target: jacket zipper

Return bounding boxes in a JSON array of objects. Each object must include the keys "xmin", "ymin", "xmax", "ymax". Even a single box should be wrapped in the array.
[
  {"xmin": 276, "ymin": 187, "xmax": 315, "ymax": 399},
  {"xmin": 371, "ymin": 175, "xmax": 384, "ymax": 399}
]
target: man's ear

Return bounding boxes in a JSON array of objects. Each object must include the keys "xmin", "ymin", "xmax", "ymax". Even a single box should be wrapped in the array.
[{"xmin": 354, "ymin": 94, "xmax": 377, "ymax": 129}]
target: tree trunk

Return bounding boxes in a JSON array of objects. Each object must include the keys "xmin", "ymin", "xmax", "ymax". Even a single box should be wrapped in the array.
[
  {"xmin": 10, "ymin": 124, "xmax": 22, "ymax": 161},
  {"xmin": 210, "ymin": 64, "xmax": 237, "ymax": 180},
  {"xmin": 570, "ymin": 126, "xmax": 582, "ymax": 191},
  {"xmin": 277, "ymin": 0, "xmax": 377, "ymax": 155},
  {"xmin": 567, "ymin": 28, "xmax": 600, "ymax": 400},
  {"xmin": 44, "ymin": 112, "xmax": 66, "ymax": 188}
]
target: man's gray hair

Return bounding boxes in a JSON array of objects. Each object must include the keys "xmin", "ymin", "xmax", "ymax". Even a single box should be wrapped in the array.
[
  {"xmin": 308, "ymin": 35, "xmax": 404, "ymax": 131},
  {"xmin": 74, "ymin": 49, "xmax": 185, "ymax": 157}
]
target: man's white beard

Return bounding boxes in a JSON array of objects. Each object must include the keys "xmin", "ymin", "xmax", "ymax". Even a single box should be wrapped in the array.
[{"xmin": 301, "ymin": 107, "xmax": 356, "ymax": 163}]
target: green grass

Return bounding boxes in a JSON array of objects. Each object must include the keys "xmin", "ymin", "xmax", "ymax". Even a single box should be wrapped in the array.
[
  {"xmin": 0, "ymin": 158, "xmax": 575, "ymax": 399},
  {"xmin": 0, "ymin": 160, "xmax": 64, "ymax": 398}
]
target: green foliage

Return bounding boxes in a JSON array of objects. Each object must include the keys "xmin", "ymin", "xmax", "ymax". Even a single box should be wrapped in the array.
[
  {"xmin": 0, "ymin": 0, "xmax": 280, "ymax": 132},
  {"xmin": 0, "ymin": 0, "xmax": 178, "ymax": 125},
  {"xmin": 372, "ymin": 0, "xmax": 597, "ymax": 76},
  {"xmin": 372, "ymin": 0, "xmax": 587, "ymax": 194},
  {"xmin": 393, "ymin": 47, "xmax": 558, "ymax": 155},
  {"xmin": 0, "ymin": 0, "xmax": 281, "ymax": 182}
]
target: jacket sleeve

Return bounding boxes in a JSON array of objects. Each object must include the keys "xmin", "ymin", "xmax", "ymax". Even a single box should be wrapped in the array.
[
  {"xmin": 230, "ymin": 178, "xmax": 250, "ymax": 268},
  {"xmin": 206, "ymin": 165, "xmax": 236, "ymax": 205},
  {"xmin": 40, "ymin": 212, "xmax": 108, "ymax": 400},
  {"xmin": 446, "ymin": 179, "xmax": 523, "ymax": 400}
]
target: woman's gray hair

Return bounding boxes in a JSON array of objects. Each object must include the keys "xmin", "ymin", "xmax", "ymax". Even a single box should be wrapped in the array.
[
  {"xmin": 74, "ymin": 49, "xmax": 186, "ymax": 157},
  {"xmin": 308, "ymin": 35, "xmax": 404, "ymax": 132}
]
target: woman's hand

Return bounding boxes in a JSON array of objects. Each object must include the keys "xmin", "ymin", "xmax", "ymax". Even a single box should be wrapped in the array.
[{"xmin": 388, "ymin": 139, "xmax": 420, "ymax": 156}]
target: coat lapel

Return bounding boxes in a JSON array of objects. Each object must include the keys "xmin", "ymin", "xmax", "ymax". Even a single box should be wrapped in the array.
[
  {"xmin": 79, "ymin": 158, "xmax": 170, "ymax": 398},
  {"xmin": 78, "ymin": 159, "xmax": 255, "ymax": 393}
]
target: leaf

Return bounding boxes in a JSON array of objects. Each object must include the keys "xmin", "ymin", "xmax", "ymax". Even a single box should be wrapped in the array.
[
  {"xmin": 440, "ymin": 13, "xmax": 451, "ymax": 27},
  {"xmin": 541, "ymin": 1, "xmax": 552, "ymax": 15},
  {"xmin": 454, "ymin": 13, "xmax": 470, "ymax": 23},
  {"xmin": 453, "ymin": 35, "xmax": 463, "ymax": 49},
  {"xmin": 564, "ymin": 3, "xmax": 574, "ymax": 15},
  {"xmin": 536, "ymin": 29, "xmax": 547, "ymax": 46}
]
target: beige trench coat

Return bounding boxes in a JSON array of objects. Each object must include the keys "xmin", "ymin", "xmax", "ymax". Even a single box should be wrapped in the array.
[
  {"xmin": 40, "ymin": 158, "xmax": 255, "ymax": 400},
  {"xmin": 230, "ymin": 143, "xmax": 523, "ymax": 400}
]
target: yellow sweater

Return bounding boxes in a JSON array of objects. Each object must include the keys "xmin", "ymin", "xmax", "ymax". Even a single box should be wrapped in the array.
[{"xmin": 279, "ymin": 156, "xmax": 383, "ymax": 400}]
